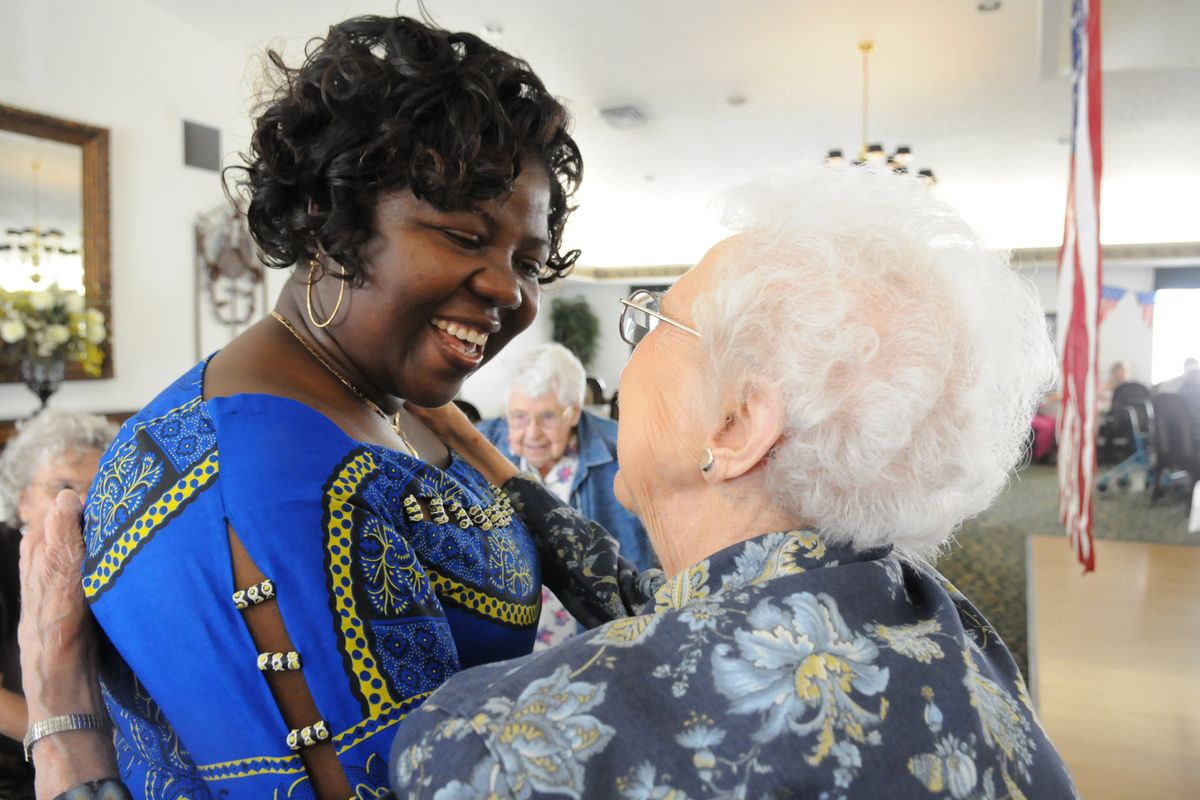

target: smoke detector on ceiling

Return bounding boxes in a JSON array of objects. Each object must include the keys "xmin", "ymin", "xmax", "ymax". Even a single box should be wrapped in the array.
[{"xmin": 598, "ymin": 104, "xmax": 648, "ymax": 129}]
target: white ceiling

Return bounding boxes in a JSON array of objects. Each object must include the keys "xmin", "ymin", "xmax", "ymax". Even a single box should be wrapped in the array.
[{"xmin": 144, "ymin": 0, "xmax": 1200, "ymax": 268}]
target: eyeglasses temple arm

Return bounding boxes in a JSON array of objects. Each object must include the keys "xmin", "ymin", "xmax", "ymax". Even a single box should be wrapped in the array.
[{"xmin": 619, "ymin": 297, "xmax": 700, "ymax": 337}]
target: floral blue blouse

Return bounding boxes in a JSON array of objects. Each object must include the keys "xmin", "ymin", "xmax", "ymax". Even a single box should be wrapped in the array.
[{"xmin": 389, "ymin": 476, "xmax": 1078, "ymax": 799}]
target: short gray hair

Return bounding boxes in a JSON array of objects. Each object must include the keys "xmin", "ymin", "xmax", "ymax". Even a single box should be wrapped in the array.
[
  {"xmin": 506, "ymin": 343, "xmax": 587, "ymax": 410},
  {"xmin": 693, "ymin": 166, "xmax": 1055, "ymax": 561},
  {"xmin": 0, "ymin": 409, "xmax": 118, "ymax": 526}
]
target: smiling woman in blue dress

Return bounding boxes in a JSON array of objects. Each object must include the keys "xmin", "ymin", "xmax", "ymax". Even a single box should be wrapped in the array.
[{"xmin": 6, "ymin": 14, "xmax": 654, "ymax": 800}]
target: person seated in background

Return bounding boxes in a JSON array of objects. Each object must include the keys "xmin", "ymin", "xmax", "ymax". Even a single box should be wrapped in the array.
[
  {"xmin": 1098, "ymin": 360, "xmax": 1131, "ymax": 412},
  {"xmin": 478, "ymin": 344, "xmax": 650, "ymax": 567},
  {"xmin": 477, "ymin": 343, "xmax": 652, "ymax": 648},
  {"xmin": 1154, "ymin": 357, "xmax": 1199, "ymax": 394},
  {"xmin": 1172, "ymin": 362, "xmax": 1200, "ymax": 452},
  {"xmin": 1031, "ymin": 388, "xmax": 1060, "ymax": 464},
  {"xmin": 0, "ymin": 409, "xmax": 115, "ymax": 797}
]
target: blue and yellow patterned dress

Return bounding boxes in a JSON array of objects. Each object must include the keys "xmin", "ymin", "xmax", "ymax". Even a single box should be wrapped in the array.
[{"xmin": 82, "ymin": 360, "xmax": 544, "ymax": 799}]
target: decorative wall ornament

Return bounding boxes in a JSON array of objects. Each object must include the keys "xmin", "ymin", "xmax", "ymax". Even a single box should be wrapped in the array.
[{"xmin": 194, "ymin": 202, "xmax": 267, "ymax": 355}]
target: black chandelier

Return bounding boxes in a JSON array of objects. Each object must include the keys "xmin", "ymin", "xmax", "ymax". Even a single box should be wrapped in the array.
[{"xmin": 825, "ymin": 42, "xmax": 936, "ymax": 184}]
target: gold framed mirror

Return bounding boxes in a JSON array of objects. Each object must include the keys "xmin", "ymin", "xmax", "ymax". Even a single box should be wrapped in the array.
[{"xmin": 0, "ymin": 103, "xmax": 111, "ymax": 381}]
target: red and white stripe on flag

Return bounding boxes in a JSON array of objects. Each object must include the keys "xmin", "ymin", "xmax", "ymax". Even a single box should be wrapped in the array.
[{"xmin": 1056, "ymin": 0, "xmax": 1102, "ymax": 572}]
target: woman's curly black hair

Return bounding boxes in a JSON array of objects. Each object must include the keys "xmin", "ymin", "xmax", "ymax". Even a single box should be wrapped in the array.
[{"xmin": 230, "ymin": 15, "xmax": 582, "ymax": 285}]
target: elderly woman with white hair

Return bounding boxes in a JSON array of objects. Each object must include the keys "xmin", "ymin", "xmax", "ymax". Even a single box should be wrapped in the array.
[
  {"xmin": 479, "ymin": 343, "xmax": 650, "ymax": 569},
  {"xmin": 386, "ymin": 166, "xmax": 1076, "ymax": 797},
  {"xmin": 478, "ymin": 343, "xmax": 652, "ymax": 647},
  {"xmin": 17, "ymin": 167, "xmax": 1076, "ymax": 799},
  {"xmin": 0, "ymin": 410, "xmax": 115, "ymax": 796}
]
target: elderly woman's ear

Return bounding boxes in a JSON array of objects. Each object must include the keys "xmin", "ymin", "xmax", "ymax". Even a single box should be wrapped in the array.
[{"xmin": 703, "ymin": 383, "xmax": 785, "ymax": 482}]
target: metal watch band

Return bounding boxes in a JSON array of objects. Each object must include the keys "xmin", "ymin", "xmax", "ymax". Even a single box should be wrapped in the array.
[
  {"xmin": 23, "ymin": 713, "xmax": 109, "ymax": 762},
  {"xmin": 52, "ymin": 778, "xmax": 132, "ymax": 800}
]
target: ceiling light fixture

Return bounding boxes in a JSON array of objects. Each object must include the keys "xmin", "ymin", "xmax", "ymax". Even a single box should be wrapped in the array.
[
  {"xmin": 825, "ymin": 42, "xmax": 936, "ymax": 184},
  {"xmin": 598, "ymin": 104, "xmax": 648, "ymax": 129},
  {"xmin": 0, "ymin": 161, "xmax": 81, "ymax": 287}
]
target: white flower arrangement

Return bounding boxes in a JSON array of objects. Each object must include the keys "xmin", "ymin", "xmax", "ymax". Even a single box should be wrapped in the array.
[{"xmin": 0, "ymin": 284, "xmax": 107, "ymax": 375}]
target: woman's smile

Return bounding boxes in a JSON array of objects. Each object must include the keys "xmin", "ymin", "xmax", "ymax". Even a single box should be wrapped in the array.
[{"xmin": 431, "ymin": 318, "xmax": 491, "ymax": 366}]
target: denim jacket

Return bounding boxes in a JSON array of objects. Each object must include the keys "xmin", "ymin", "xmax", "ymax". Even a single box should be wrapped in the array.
[{"xmin": 476, "ymin": 411, "xmax": 654, "ymax": 570}]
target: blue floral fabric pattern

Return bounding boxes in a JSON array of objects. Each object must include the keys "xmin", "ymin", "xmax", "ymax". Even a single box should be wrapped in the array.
[
  {"xmin": 390, "ymin": 485, "xmax": 1078, "ymax": 799},
  {"xmin": 81, "ymin": 360, "xmax": 549, "ymax": 799}
]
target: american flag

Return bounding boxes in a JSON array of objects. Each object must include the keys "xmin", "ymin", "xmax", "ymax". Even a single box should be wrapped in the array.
[
  {"xmin": 1136, "ymin": 290, "xmax": 1155, "ymax": 328},
  {"xmin": 1098, "ymin": 285, "xmax": 1125, "ymax": 324},
  {"xmin": 1056, "ymin": 0, "xmax": 1102, "ymax": 572}
]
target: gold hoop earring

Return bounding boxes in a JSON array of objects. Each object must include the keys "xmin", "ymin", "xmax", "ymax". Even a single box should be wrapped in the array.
[
  {"xmin": 701, "ymin": 448, "xmax": 715, "ymax": 473},
  {"xmin": 306, "ymin": 257, "xmax": 345, "ymax": 329}
]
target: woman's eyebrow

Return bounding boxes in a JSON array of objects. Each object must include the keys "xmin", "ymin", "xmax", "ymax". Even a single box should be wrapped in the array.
[{"xmin": 476, "ymin": 210, "xmax": 550, "ymax": 249}]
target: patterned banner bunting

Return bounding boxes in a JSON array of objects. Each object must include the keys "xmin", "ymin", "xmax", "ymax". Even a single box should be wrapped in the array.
[
  {"xmin": 1135, "ymin": 290, "xmax": 1155, "ymax": 328},
  {"xmin": 1098, "ymin": 285, "xmax": 1126, "ymax": 324}
]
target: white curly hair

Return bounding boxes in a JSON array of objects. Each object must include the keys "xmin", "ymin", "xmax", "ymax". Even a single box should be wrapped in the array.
[
  {"xmin": 0, "ymin": 409, "xmax": 118, "ymax": 527},
  {"xmin": 692, "ymin": 166, "xmax": 1055, "ymax": 561},
  {"xmin": 505, "ymin": 343, "xmax": 587, "ymax": 410}
]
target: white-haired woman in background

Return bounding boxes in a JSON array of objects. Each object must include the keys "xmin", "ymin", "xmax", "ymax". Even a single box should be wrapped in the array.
[
  {"xmin": 19, "ymin": 167, "xmax": 1077, "ymax": 799},
  {"xmin": 478, "ymin": 343, "xmax": 652, "ymax": 648},
  {"xmin": 0, "ymin": 410, "xmax": 115, "ymax": 796}
]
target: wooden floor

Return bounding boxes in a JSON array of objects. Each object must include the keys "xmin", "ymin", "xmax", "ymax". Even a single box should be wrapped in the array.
[{"xmin": 1030, "ymin": 535, "xmax": 1200, "ymax": 800}]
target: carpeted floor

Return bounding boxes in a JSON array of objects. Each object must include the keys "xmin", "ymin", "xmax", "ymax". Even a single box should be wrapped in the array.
[{"xmin": 933, "ymin": 464, "xmax": 1197, "ymax": 681}]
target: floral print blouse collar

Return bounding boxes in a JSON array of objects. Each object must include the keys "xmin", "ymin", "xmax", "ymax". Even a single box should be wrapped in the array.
[
  {"xmin": 518, "ymin": 435, "xmax": 580, "ymax": 501},
  {"xmin": 651, "ymin": 530, "xmax": 893, "ymax": 614}
]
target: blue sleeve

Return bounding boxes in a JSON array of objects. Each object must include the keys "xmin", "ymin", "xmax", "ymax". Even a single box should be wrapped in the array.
[{"xmin": 474, "ymin": 417, "xmax": 509, "ymax": 451}]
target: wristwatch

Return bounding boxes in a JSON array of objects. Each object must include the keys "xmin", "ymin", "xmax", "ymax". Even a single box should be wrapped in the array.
[{"xmin": 23, "ymin": 713, "xmax": 109, "ymax": 762}]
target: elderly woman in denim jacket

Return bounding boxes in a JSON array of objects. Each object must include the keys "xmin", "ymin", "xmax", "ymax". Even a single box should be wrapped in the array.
[{"xmin": 478, "ymin": 343, "xmax": 652, "ymax": 648}]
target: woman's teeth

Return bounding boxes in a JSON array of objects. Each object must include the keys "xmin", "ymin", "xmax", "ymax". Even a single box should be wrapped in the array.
[{"xmin": 432, "ymin": 319, "xmax": 488, "ymax": 354}]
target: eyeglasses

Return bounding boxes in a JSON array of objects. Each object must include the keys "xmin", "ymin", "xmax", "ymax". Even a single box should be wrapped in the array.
[
  {"xmin": 618, "ymin": 289, "xmax": 700, "ymax": 347},
  {"xmin": 27, "ymin": 479, "xmax": 92, "ymax": 496},
  {"xmin": 507, "ymin": 407, "xmax": 573, "ymax": 433}
]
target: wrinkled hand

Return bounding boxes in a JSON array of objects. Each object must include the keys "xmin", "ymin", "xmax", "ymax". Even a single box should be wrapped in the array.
[
  {"xmin": 18, "ymin": 491, "xmax": 117, "ymax": 796},
  {"xmin": 405, "ymin": 402, "xmax": 518, "ymax": 486},
  {"xmin": 19, "ymin": 491, "xmax": 99, "ymax": 715}
]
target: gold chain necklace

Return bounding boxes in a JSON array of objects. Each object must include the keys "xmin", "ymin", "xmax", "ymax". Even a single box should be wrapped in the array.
[{"xmin": 269, "ymin": 311, "xmax": 420, "ymax": 459}]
